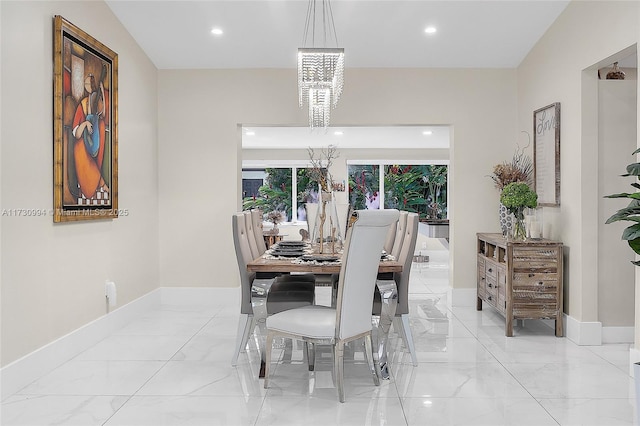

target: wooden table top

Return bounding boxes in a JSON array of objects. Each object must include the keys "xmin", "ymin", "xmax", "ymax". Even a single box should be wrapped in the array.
[{"xmin": 247, "ymin": 254, "xmax": 402, "ymax": 274}]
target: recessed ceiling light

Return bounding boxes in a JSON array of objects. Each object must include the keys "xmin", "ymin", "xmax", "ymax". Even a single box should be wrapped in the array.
[
  {"xmin": 245, "ymin": 131, "xmax": 255, "ymax": 136},
  {"xmin": 211, "ymin": 28, "xmax": 223, "ymax": 36},
  {"xmin": 334, "ymin": 131, "xmax": 344, "ymax": 136},
  {"xmin": 423, "ymin": 130, "xmax": 433, "ymax": 136},
  {"xmin": 424, "ymin": 26, "xmax": 437, "ymax": 35}
]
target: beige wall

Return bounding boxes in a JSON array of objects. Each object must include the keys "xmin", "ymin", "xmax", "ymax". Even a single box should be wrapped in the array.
[
  {"xmin": 158, "ymin": 68, "xmax": 518, "ymax": 291},
  {"xmin": 598, "ymin": 80, "xmax": 636, "ymax": 327},
  {"xmin": 0, "ymin": 1, "xmax": 160, "ymax": 366},
  {"xmin": 517, "ymin": 1, "xmax": 639, "ymax": 326}
]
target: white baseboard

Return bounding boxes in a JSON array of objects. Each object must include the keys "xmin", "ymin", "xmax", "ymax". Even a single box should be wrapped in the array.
[
  {"xmin": 602, "ymin": 326, "xmax": 634, "ymax": 344},
  {"xmin": 0, "ymin": 289, "xmax": 161, "ymax": 401},
  {"xmin": 564, "ymin": 314, "xmax": 602, "ymax": 345}
]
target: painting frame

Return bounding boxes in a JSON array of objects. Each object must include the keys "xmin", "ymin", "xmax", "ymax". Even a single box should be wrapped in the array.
[
  {"xmin": 53, "ymin": 15, "xmax": 118, "ymax": 222},
  {"xmin": 533, "ymin": 102, "xmax": 560, "ymax": 207}
]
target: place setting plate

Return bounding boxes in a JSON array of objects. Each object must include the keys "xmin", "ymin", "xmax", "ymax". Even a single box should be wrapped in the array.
[
  {"xmin": 277, "ymin": 241, "xmax": 307, "ymax": 248},
  {"xmin": 301, "ymin": 254, "xmax": 340, "ymax": 262}
]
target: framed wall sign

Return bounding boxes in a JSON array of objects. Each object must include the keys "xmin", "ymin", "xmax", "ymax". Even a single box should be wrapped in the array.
[
  {"xmin": 53, "ymin": 15, "xmax": 118, "ymax": 222},
  {"xmin": 533, "ymin": 102, "xmax": 560, "ymax": 206}
]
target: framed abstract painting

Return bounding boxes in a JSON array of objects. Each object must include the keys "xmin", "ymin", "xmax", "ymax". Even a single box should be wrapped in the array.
[{"xmin": 53, "ymin": 15, "xmax": 118, "ymax": 222}]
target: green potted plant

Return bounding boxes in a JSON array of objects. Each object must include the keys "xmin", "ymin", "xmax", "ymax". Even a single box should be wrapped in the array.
[
  {"xmin": 605, "ymin": 147, "xmax": 640, "ymax": 265},
  {"xmin": 500, "ymin": 182, "xmax": 538, "ymax": 240}
]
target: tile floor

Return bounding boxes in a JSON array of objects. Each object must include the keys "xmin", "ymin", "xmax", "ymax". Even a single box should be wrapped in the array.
[{"xmin": 1, "ymin": 249, "xmax": 637, "ymax": 425}]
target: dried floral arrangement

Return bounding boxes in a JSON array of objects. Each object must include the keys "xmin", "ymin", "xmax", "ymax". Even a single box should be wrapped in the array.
[
  {"xmin": 266, "ymin": 210, "xmax": 285, "ymax": 225},
  {"xmin": 489, "ymin": 133, "xmax": 534, "ymax": 190},
  {"xmin": 307, "ymin": 145, "xmax": 339, "ymax": 193}
]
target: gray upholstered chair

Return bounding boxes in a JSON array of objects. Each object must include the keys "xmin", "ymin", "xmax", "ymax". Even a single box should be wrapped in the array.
[
  {"xmin": 383, "ymin": 216, "xmax": 397, "ymax": 254},
  {"xmin": 373, "ymin": 212, "xmax": 419, "ymax": 366},
  {"xmin": 250, "ymin": 209, "xmax": 268, "ymax": 255},
  {"xmin": 231, "ymin": 213, "xmax": 316, "ymax": 366},
  {"xmin": 263, "ymin": 209, "xmax": 400, "ymax": 402},
  {"xmin": 390, "ymin": 210, "xmax": 408, "ymax": 259},
  {"xmin": 243, "ymin": 211, "xmax": 261, "ymax": 260}
]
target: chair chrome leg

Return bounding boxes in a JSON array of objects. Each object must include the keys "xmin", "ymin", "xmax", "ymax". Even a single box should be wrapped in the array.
[
  {"xmin": 306, "ymin": 342, "xmax": 315, "ymax": 371},
  {"xmin": 364, "ymin": 334, "xmax": 380, "ymax": 386},
  {"xmin": 396, "ymin": 314, "xmax": 418, "ymax": 366},
  {"xmin": 232, "ymin": 314, "xmax": 255, "ymax": 366},
  {"xmin": 335, "ymin": 340, "xmax": 346, "ymax": 403},
  {"xmin": 376, "ymin": 279, "xmax": 398, "ymax": 379},
  {"xmin": 263, "ymin": 332, "xmax": 274, "ymax": 389}
]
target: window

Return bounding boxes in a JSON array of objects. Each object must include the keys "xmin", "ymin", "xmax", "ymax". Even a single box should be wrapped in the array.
[
  {"xmin": 348, "ymin": 162, "xmax": 448, "ymax": 220},
  {"xmin": 242, "ymin": 167, "xmax": 320, "ymax": 222},
  {"xmin": 243, "ymin": 161, "xmax": 448, "ymax": 222}
]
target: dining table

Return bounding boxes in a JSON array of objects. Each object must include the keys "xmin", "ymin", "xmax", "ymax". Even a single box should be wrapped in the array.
[{"xmin": 247, "ymin": 242, "xmax": 402, "ymax": 380}]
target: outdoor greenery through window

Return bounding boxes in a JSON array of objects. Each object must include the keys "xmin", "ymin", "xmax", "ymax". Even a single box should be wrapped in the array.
[
  {"xmin": 242, "ymin": 163, "xmax": 448, "ymax": 222},
  {"xmin": 242, "ymin": 167, "xmax": 321, "ymax": 222},
  {"xmin": 348, "ymin": 164, "xmax": 448, "ymax": 220}
]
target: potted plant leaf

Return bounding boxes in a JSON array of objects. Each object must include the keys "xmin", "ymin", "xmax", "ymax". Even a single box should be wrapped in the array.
[{"xmin": 605, "ymin": 147, "xmax": 640, "ymax": 265}]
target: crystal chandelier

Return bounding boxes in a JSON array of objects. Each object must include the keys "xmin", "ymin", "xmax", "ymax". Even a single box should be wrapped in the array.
[{"xmin": 298, "ymin": 0, "xmax": 344, "ymax": 129}]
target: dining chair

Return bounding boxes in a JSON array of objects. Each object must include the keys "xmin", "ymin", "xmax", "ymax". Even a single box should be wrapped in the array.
[
  {"xmin": 383, "ymin": 215, "xmax": 398, "ymax": 254},
  {"xmin": 390, "ymin": 210, "xmax": 408, "ymax": 259},
  {"xmin": 244, "ymin": 211, "xmax": 261, "ymax": 260},
  {"xmin": 231, "ymin": 213, "xmax": 316, "ymax": 366},
  {"xmin": 263, "ymin": 209, "xmax": 400, "ymax": 402},
  {"xmin": 250, "ymin": 209, "xmax": 268, "ymax": 255},
  {"xmin": 373, "ymin": 212, "xmax": 419, "ymax": 366}
]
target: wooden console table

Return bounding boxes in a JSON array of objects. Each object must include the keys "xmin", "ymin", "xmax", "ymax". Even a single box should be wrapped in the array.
[{"xmin": 476, "ymin": 233, "xmax": 564, "ymax": 337}]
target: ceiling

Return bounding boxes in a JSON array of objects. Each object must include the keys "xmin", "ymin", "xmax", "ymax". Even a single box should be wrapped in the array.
[
  {"xmin": 105, "ymin": 0, "xmax": 570, "ymax": 70},
  {"xmin": 105, "ymin": 0, "xmax": 570, "ymax": 149},
  {"xmin": 242, "ymin": 125, "xmax": 450, "ymax": 149}
]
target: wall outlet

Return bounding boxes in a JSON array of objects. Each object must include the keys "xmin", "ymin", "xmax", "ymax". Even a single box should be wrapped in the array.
[{"xmin": 421, "ymin": 242, "xmax": 427, "ymax": 250}]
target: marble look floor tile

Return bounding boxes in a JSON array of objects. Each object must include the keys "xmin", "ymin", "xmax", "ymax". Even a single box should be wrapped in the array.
[
  {"xmin": 136, "ymin": 361, "xmax": 265, "ymax": 397},
  {"xmin": 408, "ymin": 314, "xmax": 476, "ymax": 340},
  {"xmin": 74, "ymin": 334, "xmax": 190, "ymax": 361},
  {"xmin": 394, "ymin": 362, "xmax": 530, "ymax": 399},
  {"xmin": 196, "ymin": 316, "xmax": 245, "ymax": 337},
  {"xmin": 255, "ymin": 395, "xmax": 407, "ymax": 426},
  {"xmin": 17, "ymin": 360, "xmax": 165, "ymax": 396},
  {"xmin": 411, "ymin": 337, "xmax": 498, "ymax": 363},
  {"xmin": 401, "ymin": 397, "xmax": 558, "ymax": 426},
  {"xmin": 539, "ymin": 398, "xmax": 637, "ymax": 425},
  {"xmin": 586, "ymin": 343, "xmax": 633, "ymax": 373},
  {"xmin": 104, "ymin": 395, "xmax": 263, "ymax": 426},
  {"xmin": 150, "ymin": 304, "xmax": 221, "ymax": 318},
  {"xmin": 265, "ymin": 357, "xmax": 399, "ymax": 400},
  {"xmin": 5, "ymin": 245, "xmax": 639, "ymax": 425},
  {"xmin": 479, "ymin": 335, "xmax": 606, "ymax": 364},
  {"xmin": 114, "ymin": 315, "xmax": 211, "ymax": 337},
  {"xmin": 170, "ymin": 335, "xmax": 237, "ymax": 362},
  {"xmin": 1, "ymin": 395, "xmax": 128, "ymax": 425},
  {"xmin": 505, "ymin": 362, "xmax": 635, "ymax": 399}
]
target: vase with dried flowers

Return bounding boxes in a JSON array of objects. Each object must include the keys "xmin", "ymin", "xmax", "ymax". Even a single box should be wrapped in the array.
[
  {"xmin": 266, "ymin": 210, "xmax": 285, "ymax": 234},
  {"xmin": 489, "ymin": 133, "xmax": 534, "ymax": 236},
  {"xmin": 308, "ymin": 145, "xmax": 340, "ymax": 253}
]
